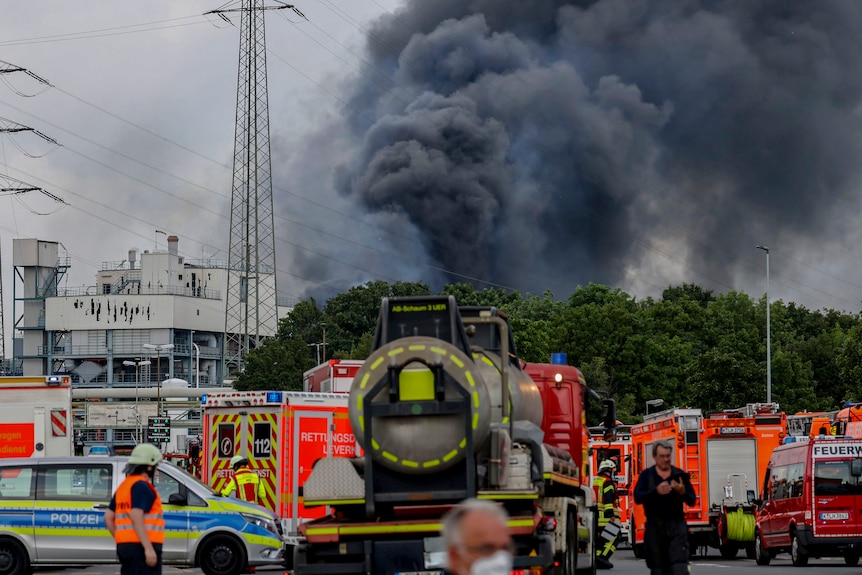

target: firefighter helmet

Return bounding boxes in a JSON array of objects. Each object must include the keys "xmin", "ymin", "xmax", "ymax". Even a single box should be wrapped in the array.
[
  {"xmin": 230, "ymin": 455, "xmax": 248, "ymax": 468},
  {"xmin": 599, "ymin": 459, "xmax": 617, "ymax": 473},
  {"xmin": 128, "ymin": 443, "xmax": 163, "ymax": 466}
]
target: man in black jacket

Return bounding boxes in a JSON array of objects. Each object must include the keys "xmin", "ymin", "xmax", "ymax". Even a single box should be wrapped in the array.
[{"xmin": 634, "ymin": 441, "xmax": 697, "ymax": 575}]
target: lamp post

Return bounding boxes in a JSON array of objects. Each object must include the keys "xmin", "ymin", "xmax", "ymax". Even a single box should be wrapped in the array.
[
  {"xmin": 122, "ymin": 359, "xmax": 151, "ymax": 440},
  {"xmin": 756, "ymin": 245, "xmax": 772, "ymax": 403},
  {"xmin": 143, "ymin": 343, "xmax": 175, "ymax": 415},
  {"xmin": 192, "ymin": 342, "xmax": 200, "ymax": 388},
  {"xmin": 321, "ymin": 322, "xmax": 327, "ymax": 363},
  {"xmin": 645, "ymin": 398, "xmax": 664, "ymax": 416}
]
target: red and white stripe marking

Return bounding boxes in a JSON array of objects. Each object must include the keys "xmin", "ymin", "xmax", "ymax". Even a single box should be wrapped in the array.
[{"xmin": 51, "ymin": 409, "xmax": 68, "ymax": 436}]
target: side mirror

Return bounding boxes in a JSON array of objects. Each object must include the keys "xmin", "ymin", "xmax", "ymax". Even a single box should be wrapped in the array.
[
  {"xmin": 746, "ymin": 490, "xmax": 757, "ymax": 504},
  {"xmin": 851, "ymin": 458, "xmax": 862, "ymax": 478},
  {"xmin": 168, "ymin": 492, "xmax": 187, "ymax": 506}
]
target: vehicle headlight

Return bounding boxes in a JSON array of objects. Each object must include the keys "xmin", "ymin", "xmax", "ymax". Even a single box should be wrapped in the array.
[{"xmin": 241, "ymin": 513, "xmax": 280, "ymax": 538}]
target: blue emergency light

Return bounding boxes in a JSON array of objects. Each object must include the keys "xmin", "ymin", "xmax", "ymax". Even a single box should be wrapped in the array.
[{"xmin": 266, "ymin": 391, "xmax": 283, "ymax": 403}]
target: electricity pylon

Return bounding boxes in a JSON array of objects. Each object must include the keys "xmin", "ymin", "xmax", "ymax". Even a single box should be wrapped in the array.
[{"xmin": 206, "ymin": 1, "xmax": 302, "ymax": 375}]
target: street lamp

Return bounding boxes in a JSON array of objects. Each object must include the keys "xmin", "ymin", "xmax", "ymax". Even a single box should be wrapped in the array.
[
  {"xmin": 143, "ymin": 343, "xmax": 175, "ymax": 415},
  {"xmin": 645, "ymin": 398, "xmax": 664, "ymax": 416},
  {"xmin": 321, "ymin": 323, "xmax": 327, "ymax": 363},
  {"xmin": 756, "ymin": 245, "xmax": 772, "ymax": 404},
  {"xmin": 122, "ymin": 359, "xmax": 151, "ymax": 440},
  {"xmin": 192, "ymin": 342, "xmax": 200, "ymax": 388}
]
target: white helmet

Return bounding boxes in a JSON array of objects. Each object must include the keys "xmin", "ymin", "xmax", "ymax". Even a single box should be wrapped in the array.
[
  {"xmin": 230, "ymin": 455, "xmax": 248, "ymax": 468},
  {"xmin": 128, "ymin": 443, "xmax": 163, "ymax": 466},
  {"xmin": 599, "ymin": 459, "xmax": 617, "ymax": 473}
]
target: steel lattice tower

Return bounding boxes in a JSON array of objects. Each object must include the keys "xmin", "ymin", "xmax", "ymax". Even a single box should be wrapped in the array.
[{"xmin": 209, "ymin": 1, "xmax": 296, "ymax": 375}]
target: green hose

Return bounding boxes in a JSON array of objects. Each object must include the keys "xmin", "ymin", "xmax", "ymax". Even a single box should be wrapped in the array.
[{"xmin": 725, "ymin": 508, "xmax": 756, "ymax": 542}]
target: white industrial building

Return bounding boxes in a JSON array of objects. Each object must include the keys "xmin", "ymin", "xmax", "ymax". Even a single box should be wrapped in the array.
[{"xmin": 10, "ymin": 236, "xmax": 290, "ymax": 449}]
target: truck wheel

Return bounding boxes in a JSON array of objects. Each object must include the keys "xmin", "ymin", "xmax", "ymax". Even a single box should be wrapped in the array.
[
  {"xmin": 719, "ymin": 542, "xmax": 739, "ymax": 559},
  {"xmin": 754, "ymin": 532, "xmax": 771, "ymax": 566},
  {"xmin": 844, "ymin": 553, "xmax": 860, "ymax": 566},
  {"xmin": 0, "ymin": 539, "xmax": 29, "ymax": 575},
  {"xmin": 198, "ymin": 534, "xmax": 247, "ymax": 575},
  {"xmin": 575, "ymin": 509, "xmax": 596, "ymax": 575},
  {"xmin": 790, "ymin": 532, "xmax": 808, "ymax": 567},
  {"xmin": 558, "ymin": 510, "xmax": 576, "ymax": 575},
  {"xmin": 745, "ymin": 542, "xmax": 756, "ymax": 560}
]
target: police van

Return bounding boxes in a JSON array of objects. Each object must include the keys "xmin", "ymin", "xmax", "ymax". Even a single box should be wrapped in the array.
[{"xmin": 0, "ymin": 456, "xmax": 284, "ymax": 575}]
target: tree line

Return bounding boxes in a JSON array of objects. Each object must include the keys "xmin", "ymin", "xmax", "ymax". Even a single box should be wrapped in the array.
[{"xmin": 234, "ymin": 280, "xmax": 862, "ymax": 423}]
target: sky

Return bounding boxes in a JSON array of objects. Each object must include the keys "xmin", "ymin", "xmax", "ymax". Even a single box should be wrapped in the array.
[{"xmin": 3, "ymin": 1, "xmax": 862, "ymax": 359}]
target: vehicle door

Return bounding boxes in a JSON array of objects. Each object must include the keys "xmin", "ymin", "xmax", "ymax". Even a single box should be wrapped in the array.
[
  {"xmin": 34, "ymin": 462, "xmax": 115, "ymax": 563},
  {"xmin": 286, "ymin": 408, "xmax": 335, "ymax": 535},
  {"xmin": 152, "ymin": 465, "xmax": 189, "ymax": 562},
  {"xmin": 812, "ymin": 459, "xmax": 861, "ymax": 537},
  {"xmin": 0, "ymin": 464, "xmax": 36, "ymax": 555}
]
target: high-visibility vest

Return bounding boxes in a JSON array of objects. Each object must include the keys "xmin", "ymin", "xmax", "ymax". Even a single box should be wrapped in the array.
[
  {"xmin": 113, "ymin": 475, "xmax": 164, "ymax": 545},
  {"xmin": 592, "ymin": 475, "xmax": 618, "ymax": 528},
  {"xmin": 221, "ymin": 467, "xmax": 264, "ymax": 504}
]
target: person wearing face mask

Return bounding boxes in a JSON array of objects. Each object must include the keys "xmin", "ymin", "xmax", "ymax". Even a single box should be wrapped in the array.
[
  {"xmin": 104, "ymin": 443, "xmax": 165, "ymax": 575},
  {"xmin": 442, "ymin": 499, "xmax": 513, "ymax": 575}
]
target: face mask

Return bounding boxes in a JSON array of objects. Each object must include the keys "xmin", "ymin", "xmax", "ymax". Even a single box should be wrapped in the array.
[{"xmin": 469, "ymin": 550, "xmax": 513, "ymax": 575}]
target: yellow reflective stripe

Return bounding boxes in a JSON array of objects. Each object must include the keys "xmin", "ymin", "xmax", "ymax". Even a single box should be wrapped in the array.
[
  {"xmin": 430, "ymin": 346, "xmax": 447, "ymax": 355},
  {"xmin": 370, "ymin": 357, "xmax": 385, "ymax": 370},
  {"xmin": 382, "ymin": 451, "xmax": 398, "ymax": 462},
  {"xmin": 303, "ymin": 499, "xmax": 365, "ymax": 506},
  {"xmin": 387, "ymin": 347, "xmax": 405, "ymax": 357},
  {"xmin": 408, "ymin": 344, "xmax": 426, "ymax": 351},
  {"xmin": 450, "ymin": 355, "xmax": 465, "ymax": 368},
  {"xmin": 305, "ymin": 527, "xmax": 340, "ymax": 536},
  {"xmin": 359, "ymin": 373, "xmax": 371, "ymax": 391}
]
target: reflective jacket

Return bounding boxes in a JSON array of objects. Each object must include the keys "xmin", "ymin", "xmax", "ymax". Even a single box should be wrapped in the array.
[
  {"xmin": 221, "ymin": 466, "xmax": 265, "ymax": 504},
  {"xmin": 592, "ymin": 474, "xmax": 619, "ymax": 527},
  {"xmin": 113, "ymin": 475, "xmax": 164, "ymax": 545}
]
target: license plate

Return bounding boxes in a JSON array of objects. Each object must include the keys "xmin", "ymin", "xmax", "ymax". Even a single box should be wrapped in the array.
[
  {"xmin": 396, "ymin": 572, "xmax": 443, "ymax": 575},
  {"xmin": 820, "ymin": 512, "xmax": 850, "ymax": 520},
  {"xmin": 720, "ymin": 427, "xmax": 746, "ymax": 434}
]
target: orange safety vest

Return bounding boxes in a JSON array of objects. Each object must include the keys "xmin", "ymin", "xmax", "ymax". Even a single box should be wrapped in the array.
[
  {"xmin": 225, "ymin": 467, "xmax": 263, "ymax": 504},
  {"xmin": 113, "ymin": 475, "xmax": 165, "ymax": 545}
]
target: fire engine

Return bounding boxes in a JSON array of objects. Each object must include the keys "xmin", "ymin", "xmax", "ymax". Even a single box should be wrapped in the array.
[
  {"xmin": 201, "ymin": 390, "xmax": 357, "ymax": 538},
  {"xmin": 293, "ymin": 296, "xmax": 611, "ymax": 575},
  {"xmin": 0, "ymin": 375, "xmax": 73, "ymax": 458},
  {"xmin": 589, "ymin": 424, "xmax": 632, "ymax": 542},
  {"xmin": 303, "ymin": 359, "xmax": 364, "ymax": 393},
  {"xmin": 630, "ymin": 403, "xmax": 785, "ymax": 558}
]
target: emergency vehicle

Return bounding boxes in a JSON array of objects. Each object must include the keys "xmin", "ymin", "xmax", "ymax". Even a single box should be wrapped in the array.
[
  {"xmin": 0, "ymin": 375, "xmax": 73, "ymax": 458},
  {"xmin": 303, "ymin": 359, "xmax": 363, "ymax": 393},
  {"xmin": 201, "ymin": 391, "xmax": 356, "ymax": 538},
  {"xmin": 630, "ymin": 404, "xmax": 785, "ymax": 558},
  {"xmin": 589, "ymin": 424, "xmax": 632, "ymax": 542},
  {"xmin": 754, "ymin": 437, "xmax": 862, "ymax": 566},
  {"xmin": 0, "ymin": 455, "xmax": 283, "ymax": 575}
]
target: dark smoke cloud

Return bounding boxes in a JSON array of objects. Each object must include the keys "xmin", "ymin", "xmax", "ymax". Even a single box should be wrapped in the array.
[{"xmin": 281, "ymin": 0, "xmax": 862, "ymax": 305}]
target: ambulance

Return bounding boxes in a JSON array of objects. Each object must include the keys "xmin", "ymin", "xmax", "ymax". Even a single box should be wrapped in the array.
[
  {"xmin": 589, "ymin": 424, "xmax": 633, "ymax": 542},
  {"xmin": 754, "ymin": 437, "xmax": 862, "ymax": 566},
  {"xmin": 201, "ymin": 391, "xmax": 356, "ymax": 539},
  {"xmin": 0, "ymin": 376, "xmax": 73, "ymax": 458},
  {"xmin": 0, "ymin": 455, "xmax": 283, "ymax": 575}
]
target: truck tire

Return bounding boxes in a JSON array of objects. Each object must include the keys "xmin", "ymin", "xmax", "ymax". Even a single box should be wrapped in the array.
[
  {"xmin": 719, "ymin": 542, "xmax": 739, "ymax": 559},
  {"xmin": 0, "ymin": 538, "xmax": 29, "ymax": 575},
  {"xmin": 745, "ymin": 542, "xmax": 756, "ymax": 560},
  {"xmin": 754, "ymin": 532, "xmax": 771, "ymax": 566},
  {"xmin": 557, "ymin": 509, "xmax": 577, "ymax": 575},
  {"xmin": 790, "ymin": 532, "xmax": 808, "ymax": 567},
  {"xmin": 198, "ymin": 534, "xmax": 247, "ymax": 575}
]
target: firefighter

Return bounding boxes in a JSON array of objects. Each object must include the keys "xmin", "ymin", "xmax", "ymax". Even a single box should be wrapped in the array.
[
  {"xmin": 221, "ymin": 455, "xmax": 266, "ymax": 505},
  {"xmin": 593, "ymin": 459, "xmax": 622, "ymax": 569}
]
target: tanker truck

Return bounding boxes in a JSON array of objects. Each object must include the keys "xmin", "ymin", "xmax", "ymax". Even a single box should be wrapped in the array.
[{"xmin": 293, "ymin": 296, "xmax": 609, "ymax": 575}]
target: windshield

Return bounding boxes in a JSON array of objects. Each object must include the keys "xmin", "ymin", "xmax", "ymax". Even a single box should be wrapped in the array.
[
  {"xmin": 157, "ymin": 460, "xmax": 218, "ymax": 495},
  {"xmin": 814, "ymin": 460, "xmax": 862, "ymax": 495}
]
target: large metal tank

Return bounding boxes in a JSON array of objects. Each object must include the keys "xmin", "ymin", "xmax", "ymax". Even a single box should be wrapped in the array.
[
  {"xmin": 471, "ymin": 349, "xmax": 543, "ymax": 427},
  {"xmin": 349, "ymin": 336, "xmax": 491, "ymax": 474}
]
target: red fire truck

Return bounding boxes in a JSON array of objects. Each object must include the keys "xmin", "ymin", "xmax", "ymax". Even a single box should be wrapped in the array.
[
  {"xmin": 589, "ymin": 424, "xmax": 633, "ymax": 542},
  {"xmin": 303, "ymin": 359, "xmax": 364, "ymax": 393},
  {"xmin": 201, "ymin": 391, "xmax": 357, "ymax": 538},
  {"xmin": 630, "ymin": 404, "xmax": 785, "ymax": 558}
]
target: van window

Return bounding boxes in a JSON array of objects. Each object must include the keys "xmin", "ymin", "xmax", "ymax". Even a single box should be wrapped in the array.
[
  {"xmin": 769, "ymin": 465, "xmax": 788, "ymax": 500},
  {"xmin": 38, "ymin": 465, "xmax": 113, "ymax": 501},
  {"xmin": 153, "ymin": 468, "xmax": 182, "ymax": 501},
  {"xmin": 787, "ymin": 462, "xmax": 805, "ymax": 498},
  {"xmin": 0, "ymin": 467, "xmax": 35, "ymax": 499},
  {"xmin": 814, "ymin": 461, "xmax": 861, "ymax": 495}
]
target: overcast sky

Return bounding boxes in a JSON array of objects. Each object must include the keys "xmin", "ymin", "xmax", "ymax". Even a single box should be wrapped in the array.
[{"xmin": 3, "ymin": 1, "xmax": 862, "ymax": 359}]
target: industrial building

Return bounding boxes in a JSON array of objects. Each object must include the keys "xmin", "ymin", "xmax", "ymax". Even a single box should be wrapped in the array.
[{"xmin": 8, "ymin": 236, "xmax": 289, "ymax": 448}]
